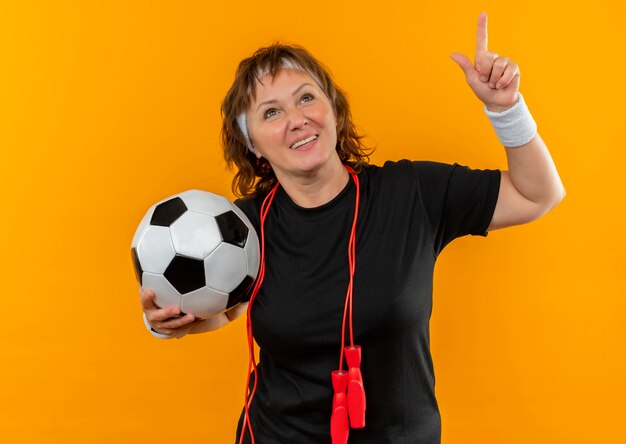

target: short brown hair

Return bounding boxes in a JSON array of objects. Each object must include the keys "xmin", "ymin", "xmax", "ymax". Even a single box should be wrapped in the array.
[{"xmin": 220, "ymin": 43, "xmax": 373, "ymax": 198}]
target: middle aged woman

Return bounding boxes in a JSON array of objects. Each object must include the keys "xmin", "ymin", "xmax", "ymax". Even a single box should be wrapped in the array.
[{"xmin": 140, "ymin": 11, "xmax": 566, "ymax": 444}]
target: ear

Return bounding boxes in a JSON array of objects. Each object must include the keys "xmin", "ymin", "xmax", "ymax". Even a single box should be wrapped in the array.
[{"xmin": 252, "ymin": 144, "xmax": 262, "ymax": 159}]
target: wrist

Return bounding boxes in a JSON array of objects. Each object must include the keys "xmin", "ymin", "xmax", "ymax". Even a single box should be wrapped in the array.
[
  {"xmin": 483, "ymin": 92, "xmax": 537, "ymax": 148},
  {"xmin": 485, "ymin": 94, "xmax": 520, "ymax": 113},
  {"xmin": 486, "ymin": 104, "xmax": 514, "ymax": 113}
]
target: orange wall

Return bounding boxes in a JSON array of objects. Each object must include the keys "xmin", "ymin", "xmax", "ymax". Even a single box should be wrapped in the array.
[{"xmin": 1, "ymin": 1, "xmax": 624, "ymax": 443}]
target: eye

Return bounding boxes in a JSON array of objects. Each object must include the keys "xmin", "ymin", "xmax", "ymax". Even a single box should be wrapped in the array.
[
  {"xmin": 263, "ymin": 108, "xmax": 277, "ymax": 119},
  {"xmin": 301, "ymin": 93, "xmax": 314, "ymax": 103}
]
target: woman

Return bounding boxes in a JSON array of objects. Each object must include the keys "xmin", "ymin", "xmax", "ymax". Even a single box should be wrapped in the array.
[{"xmin": 140, "ymin": 12, "xmax": 565, "ymax": 444}]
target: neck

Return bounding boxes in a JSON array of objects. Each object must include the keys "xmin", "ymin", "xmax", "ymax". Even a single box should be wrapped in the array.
[{"xmin": 275, "ymin": 162, "xmax": 350, "ymax": 208}]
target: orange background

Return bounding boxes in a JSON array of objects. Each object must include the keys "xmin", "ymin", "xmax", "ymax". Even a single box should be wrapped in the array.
[{"xmin": 1, "ymin": 1, "xmax": 624, "ymax": 443}]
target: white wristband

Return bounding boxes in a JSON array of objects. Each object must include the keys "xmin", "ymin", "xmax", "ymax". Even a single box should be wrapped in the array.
[
  {"xmin": 143, "ymin": 312, "xmax": 177, "ymax": 339},
  {"xmin": 484, "ymin": 91, "xmax": 538, "ymax": 148}
]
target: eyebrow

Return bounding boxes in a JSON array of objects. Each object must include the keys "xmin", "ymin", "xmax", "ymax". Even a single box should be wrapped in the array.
[{"xmin": 255, "ymin": 83, "xmax": 314, "ymax": 111}]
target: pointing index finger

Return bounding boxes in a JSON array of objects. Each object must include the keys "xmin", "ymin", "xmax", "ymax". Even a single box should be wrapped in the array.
[{"xmin": 476, "ymin": 11, "xmax": 488, "ymax": 56}]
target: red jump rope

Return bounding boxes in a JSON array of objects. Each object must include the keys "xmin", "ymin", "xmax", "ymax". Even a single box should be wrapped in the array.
[{"xmin": 238, "ymin": 164, "xmax": 365, "ymax": 444}]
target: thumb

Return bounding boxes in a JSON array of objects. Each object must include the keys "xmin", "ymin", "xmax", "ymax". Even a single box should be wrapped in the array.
[
  {"xmin": 140, "ymin": 287, "xmax": 158, "ymax": 310},
  {"xmin": 449, "ymin": 52, "xmax": 475, "ymax": 75}
]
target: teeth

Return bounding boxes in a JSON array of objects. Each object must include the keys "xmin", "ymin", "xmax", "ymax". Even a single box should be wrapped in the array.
[{"xmin": 291, "ymin": 135, "xmax": 318, "ymax": 149}]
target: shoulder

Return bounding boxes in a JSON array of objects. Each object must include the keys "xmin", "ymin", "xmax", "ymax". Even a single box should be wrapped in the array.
[
  {"xmin": 363, "ymin": 160, "xmax": 500, "ymax": 208},
  {"xmin": 381, "ymin": 159, "xmax": 499, "ymax": 184},
  {"xmin": 357, "ymin": 160, "xmax": 441, "ymax": 205},
  {"xmin": 368, "ymin": 159, "xmax": 458, "ymax": 174},
  {"xmin": 363, "ymin": 159, "xmax": 459, "ymax": 186},
  {"xmin": 233, "ymin": 195, "xmax": 263, "ymax": 229}
]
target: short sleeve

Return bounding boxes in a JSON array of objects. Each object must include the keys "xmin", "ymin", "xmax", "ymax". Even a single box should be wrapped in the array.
[{"xmin": 415, "ymin": 161, "xmax": 501, "ymax": 257}]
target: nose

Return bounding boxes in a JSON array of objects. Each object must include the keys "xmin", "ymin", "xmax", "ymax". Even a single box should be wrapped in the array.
[{"xmin": 287, "ymin": 107, "xmax": 308, "ymax": 130}]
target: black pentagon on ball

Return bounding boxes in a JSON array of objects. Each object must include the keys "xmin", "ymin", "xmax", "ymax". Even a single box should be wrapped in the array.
[
  {"xmin": 163, "ymin": 254, "xmax": 206, "ymax": 294},
  {"xmin": 130, "ymin": 247, "xmax": 143, "ymax": 286},
  {"xmin": 215, "ymin": 210, "xmax": 248, "ymax": 248},
  {"xmin": 226, "ymin": 275, "xmax": 254, "ymax": 309},
  {"xmin": 151, "ymin": 197, "xmax": 187, "ymax": 227}
]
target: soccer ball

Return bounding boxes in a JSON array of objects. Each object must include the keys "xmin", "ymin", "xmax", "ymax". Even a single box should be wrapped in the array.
[{"xmin": 130, "ymin": 190, "xmax": 259, "ymax": 319}]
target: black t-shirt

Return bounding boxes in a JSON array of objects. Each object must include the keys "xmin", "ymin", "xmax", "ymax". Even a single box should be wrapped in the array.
[{"xmin": 233, "ymin": 160, "xmax": 501, "ymax": 443}]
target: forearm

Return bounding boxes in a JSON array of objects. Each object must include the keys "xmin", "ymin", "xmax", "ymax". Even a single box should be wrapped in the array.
[
  {"xmin": 188, "ymin": 313, "xmax": 230, "ymax": 334},
  {"xmin": 485, "ymin": 93, "xmax": 566, "ymax": 207},
  {"xmin": 188, "ymin": 301, "xmax": 248, "ymax": 334},
  {"xmin": 503, "ymin": 131, "xmax": 566, "ymax": 207}
]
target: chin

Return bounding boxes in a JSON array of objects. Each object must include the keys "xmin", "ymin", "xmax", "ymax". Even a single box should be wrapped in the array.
[{"xmin": 297, "ymin": 147, "xmax": 337, "ymax": 167}]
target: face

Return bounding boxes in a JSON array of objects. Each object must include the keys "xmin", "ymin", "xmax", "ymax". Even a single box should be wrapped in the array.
[{"xmin": 246, "ymin": 68, "xmax": 340, "ymax": 181}]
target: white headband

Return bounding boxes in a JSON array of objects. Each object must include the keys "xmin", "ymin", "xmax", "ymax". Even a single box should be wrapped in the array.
[
  {"xmin": 235, "ymin": 113, "xmax": 254, "ymax": 153},
  {"xmin": 236, "ymin": 59, "xmax": 323, "ymax": 154}
]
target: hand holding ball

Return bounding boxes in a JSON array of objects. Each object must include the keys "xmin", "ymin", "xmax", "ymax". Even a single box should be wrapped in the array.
[{"xmin": 131, "ymin": 190, "xmax": 260, "ymax": 320}]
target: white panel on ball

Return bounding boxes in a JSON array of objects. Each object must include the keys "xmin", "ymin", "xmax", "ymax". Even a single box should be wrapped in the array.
[
  {"xmin": 243, "ymin": 232, "xmax": 260, "ymax": 277},
  {"xmin": 131, "ymin": 206, "xmax": 156, "ymax": 249},
  {"xmin": 170, "ymin": 211, "xmax": 221, "ymax": 259},
  {"xmin": 142, "ymin": 272, "xmax": 182, "ymax": 310},
  {"xmin": 230, "ymin": 203, "xmax": 260, "ymax": 276},
  {"xmin": 180, "ymin": 190, "xmax": 232, "ymax": 216},
  {"xmin": 136, "ymin": 226, "xmax": 176, "ymax": 274},
  {"xmin": 181, "ymin": 286, "xmax": 229, "ymax": 319},
  {"xmin": 204, "ymin": 243, "xmax": 248, "ymax": 293}
]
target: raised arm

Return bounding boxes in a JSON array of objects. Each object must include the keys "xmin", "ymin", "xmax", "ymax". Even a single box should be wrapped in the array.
[{"xmin": 450, "ymin": 12, "xmax": 566, "ymax": 231}]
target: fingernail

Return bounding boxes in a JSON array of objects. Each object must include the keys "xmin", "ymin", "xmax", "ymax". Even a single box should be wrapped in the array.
[
  {"xmin": 480, "ymin": 76, "xmax": 488, "ymax": 82},
  {"xmin": 489, "ymin": 83, "xmax": 495, "ymax": 88}
]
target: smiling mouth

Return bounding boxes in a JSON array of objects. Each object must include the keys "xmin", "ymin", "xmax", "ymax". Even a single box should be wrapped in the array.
[{"xmin": 290, "ymin": 134, "xmax": 318, "ymax": 149}]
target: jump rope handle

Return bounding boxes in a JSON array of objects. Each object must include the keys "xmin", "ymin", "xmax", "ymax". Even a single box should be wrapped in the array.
[
  {"xmin": 345, "ymin": 345, "xmax": 366, "ymax": 428},
  {"xmin": 331, "ymin": 371, "xmax": 350, "ymax": 444}
]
